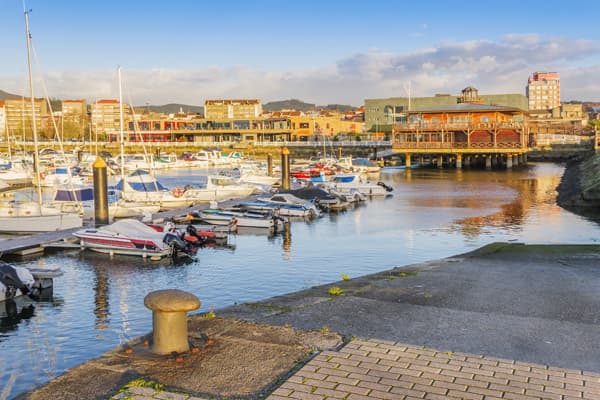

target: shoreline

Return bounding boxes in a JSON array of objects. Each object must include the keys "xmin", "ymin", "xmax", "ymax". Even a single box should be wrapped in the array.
[{"xmin": 19, "ymin": 242, "xmax": 600, "ymax": 399}]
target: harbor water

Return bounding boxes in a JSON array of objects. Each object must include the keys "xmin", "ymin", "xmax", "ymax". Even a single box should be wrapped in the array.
[{"xmin": 1, "ymin": 162, "xmax": 600, "ymax": 398}]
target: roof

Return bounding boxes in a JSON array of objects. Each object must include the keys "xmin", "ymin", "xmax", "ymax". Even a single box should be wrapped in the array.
[
  {"xmin": 409, "ymin": 103, "xmax": 526, "ymax": 114},
  {"xmin": 96, "ymin": 99, "xmax": 119, "ymax": 104}
]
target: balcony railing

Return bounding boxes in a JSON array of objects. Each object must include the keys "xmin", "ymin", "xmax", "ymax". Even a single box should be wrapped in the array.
[
  {"xmin": 393, "ymin": 121, "xmax": 525, "ymax": 131},
  {"xmin": 393, "ymin": 141, "xmax": 525, "ymax": 150}
]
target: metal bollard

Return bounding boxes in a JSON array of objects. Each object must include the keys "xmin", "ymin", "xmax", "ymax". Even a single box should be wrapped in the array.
[{"xmin": 144, "ymin": 289, "xmax": 200, "ymax": 355}]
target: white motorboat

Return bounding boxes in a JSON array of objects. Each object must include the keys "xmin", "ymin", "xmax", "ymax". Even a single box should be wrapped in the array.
[
  {"xmin": 191, "ymin": 208, "xmax": 284, "ymax": 230},
  {"xmin": 116, "ymin": 169, "xmax": 193, "ymax": 210},
  {"xmin": 73, "ymin": 219, "xmax": 196, "ymax": 259},
  {"xmin": 240, "ymin": 193, "xmax": 320, "ymax": 217},
  {"xmin": 40, "ymin": 167, "xmax": 87, "ymax": 187},
  {"xmin": 0, "ymin": 201, "xmax": 82, "ymax": 234},
  {"xmin": 320, "ymin": 173, "xmax": 393, "ymax": 197},
  {"xmin": 0, "ymin": 261, "xmax": 63, "ymax": 302},
  {"xmin": 52, "ymin": 185, "xmax": 160, "ymax": 219},
  {"xmin": 183, "ymin": 175, "xmax": 257, "ymax": 203}
]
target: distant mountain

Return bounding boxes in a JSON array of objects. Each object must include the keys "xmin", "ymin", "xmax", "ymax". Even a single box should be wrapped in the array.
[
  {"xmin": 264, "ymin": 99, "xmax": 357, "ymax": 112},
  {"xmin": 0, "ymin": 89, "xmax": 20, "ymax": 101},
  {"xmin": 135, "ymin": 103, "xmax": 203, "ymax": 115}
]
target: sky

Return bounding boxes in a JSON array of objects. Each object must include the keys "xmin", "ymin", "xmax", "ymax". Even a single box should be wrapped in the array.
[{"xmin": 1, "ymin": 0, "xmax": 599, "ymax": 106}]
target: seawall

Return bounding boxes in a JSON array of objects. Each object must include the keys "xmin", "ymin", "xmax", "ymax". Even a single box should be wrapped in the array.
[{"xmin": 557, "ymin": 150, "xmax": 600, "ymax": 208}]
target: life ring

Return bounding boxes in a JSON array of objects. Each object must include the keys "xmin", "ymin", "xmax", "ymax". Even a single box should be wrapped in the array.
[{"xmin": 172, "ymin": 187, "xmax": 184, "ymax": 198}]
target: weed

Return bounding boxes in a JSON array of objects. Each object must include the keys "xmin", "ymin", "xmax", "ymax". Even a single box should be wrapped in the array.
[
  {"xmin": 328, "ymin": 287, "xmax": 343, "ymax": 296},
  {"xmin": 319, "ymin": 326, "xmax": 330, "ymax": 334},
  {"xmin": 341, "ymin": 274, "xmax": 350, "ymax": 281},
  {"xmin": 202, "ymin": 310, "xmax": 216, "ymax": 319}
]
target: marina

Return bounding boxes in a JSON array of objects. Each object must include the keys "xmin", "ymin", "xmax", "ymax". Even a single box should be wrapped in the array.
[{"xmin": 0, "ymin": 163, "xmax": 599, "ymax": 397}]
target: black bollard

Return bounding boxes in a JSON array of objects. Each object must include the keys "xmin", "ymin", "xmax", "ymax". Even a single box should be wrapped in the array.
[
  {"xmin": 267, "ymin": 153, "xmax": 273, "ymax": 177},
  {"xmin": 281, "ymin": 147, "xmax": 290, "ymax": 191},
  {"xmin": 93, "ymin": 156, "xmax": 109, "ymax": 226}
]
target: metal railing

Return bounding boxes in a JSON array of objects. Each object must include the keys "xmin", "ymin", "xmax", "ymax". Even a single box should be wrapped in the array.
[{"xmin": 9, "ymin": 140, "xmax": 392, "ymax": 148}]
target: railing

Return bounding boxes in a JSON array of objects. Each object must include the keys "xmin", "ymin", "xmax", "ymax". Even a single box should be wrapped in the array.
[
  {"xmin": 393, "ymin": 141, "xmax": 525, "ymax": 150},
  {"xmin": 393, "ymin": 122, "xmax": 525, "ymax": 131},
  {"xmin": 9, "ymin": 140, "xmax": 392, "ymax": 148}
]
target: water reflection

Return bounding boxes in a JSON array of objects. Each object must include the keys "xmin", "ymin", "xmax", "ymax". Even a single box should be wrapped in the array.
[{"xmin": 3, "ymin": 163, "xmax": 600, "ymax": 398}]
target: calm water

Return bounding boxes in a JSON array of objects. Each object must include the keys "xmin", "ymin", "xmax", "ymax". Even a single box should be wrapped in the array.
[{"xmin": 1, "ymin": 163, "xmax": 600, "ymax": 398}]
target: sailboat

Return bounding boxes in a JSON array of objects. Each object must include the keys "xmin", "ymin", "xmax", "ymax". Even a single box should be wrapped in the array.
[
  {"xmin": 112, "ymin": 68, "xmax": 191, "ymax": 211},
  {"xmin": 0, "ymin": 8, "xmax": 82, "ymax": 233}
]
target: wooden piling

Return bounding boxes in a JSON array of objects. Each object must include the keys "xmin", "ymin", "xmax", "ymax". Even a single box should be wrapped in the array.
[
  {"xmin": 281, "ymin": 147, "xmax": 290, "ymax": 191},
  {"xmin": 267, "ymin": 153, "xmax": 273, "ymax": 177},
  {"xmin": 93, "ymin": 156, "xmax": 109, "ymax": 226}
]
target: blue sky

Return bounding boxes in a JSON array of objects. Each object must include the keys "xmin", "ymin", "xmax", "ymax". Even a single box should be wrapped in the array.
[{"xmin": 1, "ymin": 0, "xmax": 599, "ymax": 105}]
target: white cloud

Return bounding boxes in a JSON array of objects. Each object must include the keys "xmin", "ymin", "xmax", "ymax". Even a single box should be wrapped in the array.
[{"xmin": 1, "ymin": 35, "xmax": 598, "ymax": 105}]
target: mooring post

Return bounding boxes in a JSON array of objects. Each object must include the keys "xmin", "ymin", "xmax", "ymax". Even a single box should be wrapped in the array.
[
  {"xmin": 144, "ymin": 289, "xmax": 200, "ymax": 355},
  {"xmin": 281, "ymin": 147, "xmax": 290, "ymax": 191},
  {"xmin": 338, "ymin": 147, "xmax": 342, "ymax": 160},
  {"xmin": 93, "ymin": 156, "xmax": 109, "ymax": 226},
  {"xmin": 267, "ymin": 153, "xmax": 273, "ymax": 177}
]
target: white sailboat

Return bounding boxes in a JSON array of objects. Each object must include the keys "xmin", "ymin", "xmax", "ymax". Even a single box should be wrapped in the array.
[{"xmin": 0, "ymin": 8, "xmax": 82, "ymax": 234}]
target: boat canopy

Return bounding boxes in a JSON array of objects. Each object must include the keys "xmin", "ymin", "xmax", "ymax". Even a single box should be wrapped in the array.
[
  {"xmin": 55, "ymin": 186, "xmax": 94, "ymax": 201},
  {"xmin": 115, "ymin": 170, "xmax": 168, "ymax": 192},
  {"xmin": 102, "ymin": 219, "xmax": 162, "ymax": 238}
]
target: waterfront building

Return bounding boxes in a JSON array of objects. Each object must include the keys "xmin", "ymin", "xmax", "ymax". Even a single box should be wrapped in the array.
[
  {"xmin": 204, "ymin": 99, "xmax": 262, "ymax": 119},
  {"xmin": 392, "ymin": 103, "xmax": 529, "ymax": 169},
  {"xmin": 526, "ymin": 71, "xmax": 560, "ymax": 111},
  {"xmin": 91, "ymin": 99, "xmax": 132, "ymax": 138},
  {"xmin": 366, "ymin": 87, "xmax": 528, "ymax": 133},
  {"xmin": 4, "ymin": 97, "xmax": 50, "ymax": 140}
]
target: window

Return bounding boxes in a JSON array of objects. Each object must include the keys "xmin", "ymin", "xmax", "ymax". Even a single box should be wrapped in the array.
[{"xmin": 299, "ymin": 122, "xmax": 309, "ymax": 129}]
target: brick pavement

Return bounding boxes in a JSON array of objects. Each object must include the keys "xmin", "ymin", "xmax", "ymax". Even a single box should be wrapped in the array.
[
  {"xmin": 111, "ymin": 339, "xmax": 600, "ymax": 399},
  {"xmin": 267, "ymin": 339, "xmax": 600, "ymax": 400}
]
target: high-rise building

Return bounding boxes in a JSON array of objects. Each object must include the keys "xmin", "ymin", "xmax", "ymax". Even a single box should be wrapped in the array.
[
  {"xmin": 527, "ymin": 72, "xmax": 560, "ymax": 111},
  {"xmin": 204, "ymin": 99, "xmax": 262, "ymax": 119},
  {"xmin": 91, "ymin": 99, "xmax": 130, "ymax": 135},
  {"xmin": 4, "ymin": 97, "xmax": 49, "ymax": 139},
  {"xmin": 0, "ymin": 101, "xmax": 5, "ymax": 137}
]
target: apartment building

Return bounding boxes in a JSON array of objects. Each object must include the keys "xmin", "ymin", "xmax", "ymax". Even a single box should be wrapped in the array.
[
  {"xmin": 0, "ymin": 102, "xmax": 5, "ymax": 137},
  {"xmin": 91, "ymin": 99, "xmax": 131, "ymax": 136},
  {"xmin": 4, "ymin": 97, "xmax": 49, "ymax": 139},
  {"xmin": 527, "ymin": 71, "xmax": 560, "ymax": 111},
  {"xmin": 204, "ymin": 99, "xmax": 262, "ymax": 119}
]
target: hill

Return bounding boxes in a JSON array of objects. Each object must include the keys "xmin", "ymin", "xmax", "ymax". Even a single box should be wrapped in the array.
[{"xmin": 264, "ymin": 99, "xmax": 357, "ymax": 112}]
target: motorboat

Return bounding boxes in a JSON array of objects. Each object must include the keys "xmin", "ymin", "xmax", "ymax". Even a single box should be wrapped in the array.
[
  {"xmin": 183, "ymin": 175, "xmax": 258, "ymax": 203},
  {"xmin": 73, "ymin": 219, "xmax": 197, "ymax": 259},
  {"xmin": 0, "ymin": 201, "xmax": 83, "ymax": 234},
  {"xmin": 40, "ymin": 167, "xmax": 87, "ymax": 187},
  {"xmin": 337, "ymin": 157, "xmax": 381, "ymax": 174},
  {"xmin": 239, "ymin": 193, "xmax": 320, "ymax": 217},
  {"xmin": 52, "ymin": 185, "xmax": 160, "ymax": 219},
  {"xmin": 320, "ymin": 173, "xmax": 393, "ymax": 197},
  {"xmin": 115, "ymin": 169, "xmax": 193, "ymax": 210},
  {"xmin": 190, "ymin": 208, "xmax": 284, "ymax": 230},
  {"xmin": 289, "ymin": 186, "xmax": 352, "ymax": 211},
  {"xmin": 0, "ymin": 261, "xmax": 63, "ymax": 302}
]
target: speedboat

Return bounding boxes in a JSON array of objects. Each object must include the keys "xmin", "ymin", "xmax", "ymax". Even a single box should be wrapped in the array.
[
  {"xmin": 320, "ymin": 173, "xmax": 393, "ymax": 197},
  {"xmin": 0, "ymin": 261, "xmax": 62, "ymax": 302},
  {"xmin": 73, "ymin": 219, "xmax": 196, "ymax": 259},
  {"xmin": 240, "ymin": 193, "xmax": 320, "ymax": 218},
  {"xmin": 183, "ymin": 175, "xmax": 258, "ymax": 203},
  {"xmin": 190, "ymin": 208, "xmax": 284, "ymax": 230}
]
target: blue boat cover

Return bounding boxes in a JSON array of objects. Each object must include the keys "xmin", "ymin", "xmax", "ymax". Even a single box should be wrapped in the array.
[{"xmin": 55, "ymin": 187, "xmax": 94, "ymax": 201}]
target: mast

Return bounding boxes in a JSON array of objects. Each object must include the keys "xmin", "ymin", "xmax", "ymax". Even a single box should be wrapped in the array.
[
  {"xmin": 118, "ymin": 67, "xmax": 125, "ymax": 183},
  {"xmin": 24, "ymin": 7, "xmax": 43, "ymax": 207}
]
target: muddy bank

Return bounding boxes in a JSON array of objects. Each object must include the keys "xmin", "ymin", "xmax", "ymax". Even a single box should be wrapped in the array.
[{"xmin": 556, "ymin": 151, "xmax": 600, "ymax": 211}]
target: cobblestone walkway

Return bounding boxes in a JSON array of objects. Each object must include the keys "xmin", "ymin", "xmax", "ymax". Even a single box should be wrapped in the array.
[
  {"xmin": 268, "ymin": 339, "xmax": 600, "ymax": 400},
  {"xmin": 113, "ymin": 338, "xmax": 600, "ymax": 399}
]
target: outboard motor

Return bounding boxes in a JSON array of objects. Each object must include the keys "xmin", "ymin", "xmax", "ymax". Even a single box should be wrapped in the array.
[
  {"xmin": 376, "ymin": 181, "xmax": 394, "ymax": 192},
  {"xmin": 163, "ymin": 232, "xmax": 195, "ymax": 259},
  {"xmin": 0, "ymin": 261, "xmax": 35, "ymax": 299}
]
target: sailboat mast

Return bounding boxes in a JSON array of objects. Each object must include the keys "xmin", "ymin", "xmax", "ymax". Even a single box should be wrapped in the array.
[
  {"xmin": 24, "ymin": 8, "xmax": 43, "ymax": 207},
  {"xmin": 118, "ymin": 67, "xmax": 125, "ymax": 182}
]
